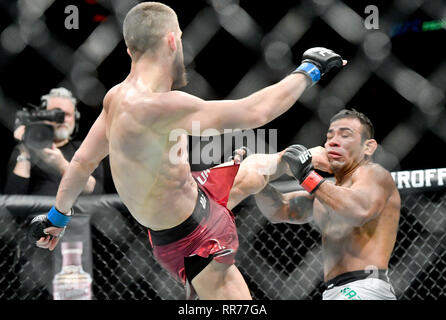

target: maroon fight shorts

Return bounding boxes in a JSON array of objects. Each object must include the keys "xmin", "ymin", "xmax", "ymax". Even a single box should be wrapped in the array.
[{"xmin": 148, "ymin": 164, "xmax": 240, "ymax": 298}]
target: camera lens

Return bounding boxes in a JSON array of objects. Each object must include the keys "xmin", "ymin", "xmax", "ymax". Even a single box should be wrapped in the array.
[{"xmin": 23, "ymin": 123, "xmax": 54, "ymax": 149}]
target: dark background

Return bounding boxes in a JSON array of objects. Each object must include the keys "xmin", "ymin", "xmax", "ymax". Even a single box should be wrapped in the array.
[{"xmin": 0, "ymin": 0, "xmax": 445, "ymax": 192}]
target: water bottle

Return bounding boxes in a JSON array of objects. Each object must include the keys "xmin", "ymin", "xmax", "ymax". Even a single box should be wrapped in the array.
[{"xmin": 52, "ymin": 241, "xmax": 92, "ymax": 300}]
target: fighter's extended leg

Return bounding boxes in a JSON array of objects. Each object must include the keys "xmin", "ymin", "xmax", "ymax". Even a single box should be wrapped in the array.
[
  {"xmin": 227, "ymin": 151, "xmax": 289, "ymax": 210},
  {"xmin": 227, "ymin": 146, "xmax": 330, "ymax": 210}
]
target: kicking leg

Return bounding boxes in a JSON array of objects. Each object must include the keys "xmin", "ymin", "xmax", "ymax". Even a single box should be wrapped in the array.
[
  {"xmin": 227, "ymin": 151, "xmax": 288, "ymax": 210},
  {"xmin": 191, "ymin": 260, "xmax": 252, "ymax": 300}
]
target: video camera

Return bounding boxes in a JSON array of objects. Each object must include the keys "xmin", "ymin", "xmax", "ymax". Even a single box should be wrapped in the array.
[{"xmin": 15, "ymin": 104, "xmax": 65, "ymax": 149}]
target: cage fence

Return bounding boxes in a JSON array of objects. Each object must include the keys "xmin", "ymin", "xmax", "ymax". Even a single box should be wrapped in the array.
[{"xmin": 0, "ymin": 169, "xmax": 445, "ymax": 300}]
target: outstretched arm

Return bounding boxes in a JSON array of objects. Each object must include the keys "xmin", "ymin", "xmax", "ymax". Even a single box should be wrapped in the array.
[
  {"xmin": 35, "ymin": 109, "xmax": 109, "ymax": 250},
  {"xmin": 153, "ymin": 48, "xmax": 345, "ymax": 135},
  {"xmin": 166, "ymin": 72, "xmax": 310, "ymax": 134},
  {"xmin": 55, "ymin": 110, "xmax": 109, "ymax": 213}
]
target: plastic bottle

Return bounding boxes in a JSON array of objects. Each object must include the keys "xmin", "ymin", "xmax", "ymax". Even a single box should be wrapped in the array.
[{"xmin": 53, "ymin": 241, "xmax": 92, "ymax": 300}]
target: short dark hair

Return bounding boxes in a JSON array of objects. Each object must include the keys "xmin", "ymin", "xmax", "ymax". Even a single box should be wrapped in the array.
[
  {"xmin": 329, "ymin": 108, "xmax": 375, "ymax": 141},
  {"xmin": 123, "ymin": 2, "xmax": 178, "ymax": 55}
]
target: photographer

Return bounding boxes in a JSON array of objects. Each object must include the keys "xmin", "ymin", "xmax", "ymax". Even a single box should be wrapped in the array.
[{"xmin": 4, "ymin": 88, "xmax": 104, "ymax": 195}]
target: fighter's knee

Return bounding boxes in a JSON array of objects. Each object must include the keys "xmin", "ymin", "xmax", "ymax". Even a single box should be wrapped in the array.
[{"xmin": 236, "ymin": 165, "xmax": 268, "ymax": 195}]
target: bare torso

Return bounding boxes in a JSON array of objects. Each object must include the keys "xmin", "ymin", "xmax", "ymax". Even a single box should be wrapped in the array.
[
  {"xmin": 313, "ymin": 163, "xmax": 400, "ymax": 281},
  {"xmin": 103, "ymin": 81, "xmax": 198, "ymax": 230}
]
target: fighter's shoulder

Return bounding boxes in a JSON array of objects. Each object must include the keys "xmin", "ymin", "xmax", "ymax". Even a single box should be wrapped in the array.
[
  {"xmin": 155, "ymin": 90, "xmax": 203, "ymax": 110},
  {"xmin": 103, "ymin": 84, "xmax": 158, "ymax": 111},
  {"xmin": 104, "ymin": 84, "xmax": 121, "ymax": 102},
  {"xmin": 354, "ymin": 163, "xmax": 395, "ymax": 188}
]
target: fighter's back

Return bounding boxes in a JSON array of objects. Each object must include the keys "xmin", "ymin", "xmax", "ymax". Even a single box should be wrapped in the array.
[{"xmin": 102, "ymin": 81, "xmax": 198, "ymax": 230}]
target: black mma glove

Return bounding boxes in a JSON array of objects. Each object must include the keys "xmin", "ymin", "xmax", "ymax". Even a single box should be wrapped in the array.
[
  {"xmin": 282, "ymin": 145, "xmax": 325, "ymax": 194},
  {"xmin": 27, "ymin": 206, "xmax": 72, "ymax": 244},
  {"xmin": 293, "ymin": 47, "xmax": 344, "ymax": 85}
]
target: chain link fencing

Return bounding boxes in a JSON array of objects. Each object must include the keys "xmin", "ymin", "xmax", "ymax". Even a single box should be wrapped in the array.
[
  {"xmin": 1, "ymin": 170, "xmax": 445, "ymax": 300},
  {"xmin": 0, "ymin": 0, "xmax": 445, "ymax": 173}
]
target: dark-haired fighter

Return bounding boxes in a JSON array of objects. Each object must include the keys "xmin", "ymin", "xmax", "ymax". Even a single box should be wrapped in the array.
[
  {"xmin": 255, "ymin": 109, "xmax": 400, "ymax": 300},
  {"xmin": 29, "ymin": 2, "xmax": 345, "ymax": 300}
]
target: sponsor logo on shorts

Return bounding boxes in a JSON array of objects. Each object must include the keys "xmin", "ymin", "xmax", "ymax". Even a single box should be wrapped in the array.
[
  {"xmin": 196, "ymin": 169, "xmax": 210, "ymax": 185},
  {"xmin": 341, "ymin": 287, "xmax": 362, "ymax": 300}
]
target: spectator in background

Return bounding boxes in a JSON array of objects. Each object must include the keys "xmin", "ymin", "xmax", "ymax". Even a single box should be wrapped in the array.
[{"xmin": 4, "ymin": 87, "xmax": 105, "ymax": 195}]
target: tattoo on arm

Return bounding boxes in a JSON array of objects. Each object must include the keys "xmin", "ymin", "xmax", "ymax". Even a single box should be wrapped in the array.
[
  {"xmin": 260, "ymin": 184, "xmax": 284, "ymax": 207},
  {"xmin": 254, "ymin": 184, "xmax": 286, "ymax": 222},
  {"xmin": 288, "ymin": 196, "xmax": 314, "ymax": 222},
  {"xmin": 255, "ymin": 184, "xmax": 314, "ymax": 224}
]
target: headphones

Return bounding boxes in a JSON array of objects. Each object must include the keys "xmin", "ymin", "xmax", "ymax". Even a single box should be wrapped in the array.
[{"xmin": 40, "ymin": 88, "xmax": 81, "ymax": 138}]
